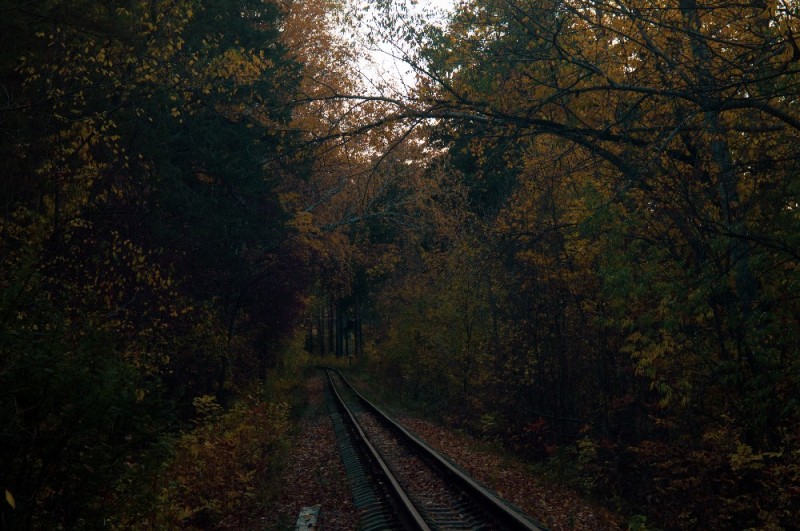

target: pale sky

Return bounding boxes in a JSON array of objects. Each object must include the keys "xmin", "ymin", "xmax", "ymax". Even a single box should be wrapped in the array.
[{"xmin": 351, "ymin": 0, "xmax": 457, "ymax": 96}]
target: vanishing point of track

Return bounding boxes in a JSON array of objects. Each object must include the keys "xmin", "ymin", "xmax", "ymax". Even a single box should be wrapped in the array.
[{"xmin": 325, "ymin": 368, "xmax": 548, "ymax": 530}]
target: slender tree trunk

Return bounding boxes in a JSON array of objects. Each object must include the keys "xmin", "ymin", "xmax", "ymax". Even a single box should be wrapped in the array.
[
  {"xmin": 354, "ymin": 294, "xmax": 363, "ymax": 357},
  {"xmin": 305, "ymin": 314, "xmax": 313, "ymax": 352},
  {"xmin": 338, "ymin": 304, "xmax": 345, "ymax": 358},
  {"xmin": 318, "ymin": 306, "xmax": 325, "ymax": 356},
  {"xmin": 328, "ymin": 297, "xmax": 335, "ymax": 356},
  {"xmin": 345, "ymin": 321, "xmax": 350, "ymax": 358},
  {"xmin": 681, "ymin": 0, "xmax": 757, "ymax": 370}
]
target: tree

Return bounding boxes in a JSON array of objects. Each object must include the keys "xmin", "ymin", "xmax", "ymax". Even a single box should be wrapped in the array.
[
  {"xmin": 353, "ymin": 0, "xmax": 800, "ymax": 526},
  {"xmin": 0, "ymin": 0, "xmax": 310, "ymax": 527}
]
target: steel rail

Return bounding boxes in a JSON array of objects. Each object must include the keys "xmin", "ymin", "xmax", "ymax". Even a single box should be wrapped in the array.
[
  {"xmin": 333, "ymin": 369, "xmax": 548, "ymax": 531},
  {"xmin": 326, "ymin": 370, "xmax": 432, "ymax": 530}
]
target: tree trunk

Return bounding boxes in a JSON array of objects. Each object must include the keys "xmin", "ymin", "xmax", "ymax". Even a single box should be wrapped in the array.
[
  {"xmin": 681, "ymin": 0, "xmax": 757, "ymax": 369},
  {"xmin": 328, "ymin": 297, "xmax": 335, "ymax": 356},
  {"xmin": 305, "ymin": 314, "xmax": 313, "ymax": 352},
  {"xmin": 354, "ymin": 294, "xmax": 363, "ymax": 357},
  {"xmin": 317, "ymin": 306, "xmax": 325, "ymax": 356}
]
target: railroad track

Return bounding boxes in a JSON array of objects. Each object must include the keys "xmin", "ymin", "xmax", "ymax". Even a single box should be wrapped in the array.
[{"xmin": 325, "ymin": 368, "xmax": 548, "ymax": 531}]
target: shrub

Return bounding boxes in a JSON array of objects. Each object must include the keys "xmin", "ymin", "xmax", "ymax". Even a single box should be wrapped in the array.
[{"xmin": 150, "ymin": 394, "xmax": 290, "ymax": 529}]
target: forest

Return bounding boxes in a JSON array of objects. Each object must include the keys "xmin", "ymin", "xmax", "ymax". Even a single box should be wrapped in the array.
[{"xmin": 1, "ymin": 0, "xmax": 799, "ymax": 529}]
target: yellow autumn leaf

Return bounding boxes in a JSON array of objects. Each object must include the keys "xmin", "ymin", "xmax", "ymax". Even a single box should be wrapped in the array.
[{"xmin": 5, "ymin": 489, "xmax": 14, "ymax": 510}]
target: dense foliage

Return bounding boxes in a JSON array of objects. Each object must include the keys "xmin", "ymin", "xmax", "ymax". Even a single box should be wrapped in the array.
[
  {"xmin": 3, "ymin": 0, "xmax": 800, "ymax": 528},
  {"xmin": 0, "ymin": 0, "xmax": 310, "ymax": 527},
  {"xmin": 350, "ymin": 0, "xmax": 800, "ymax": 527}
]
